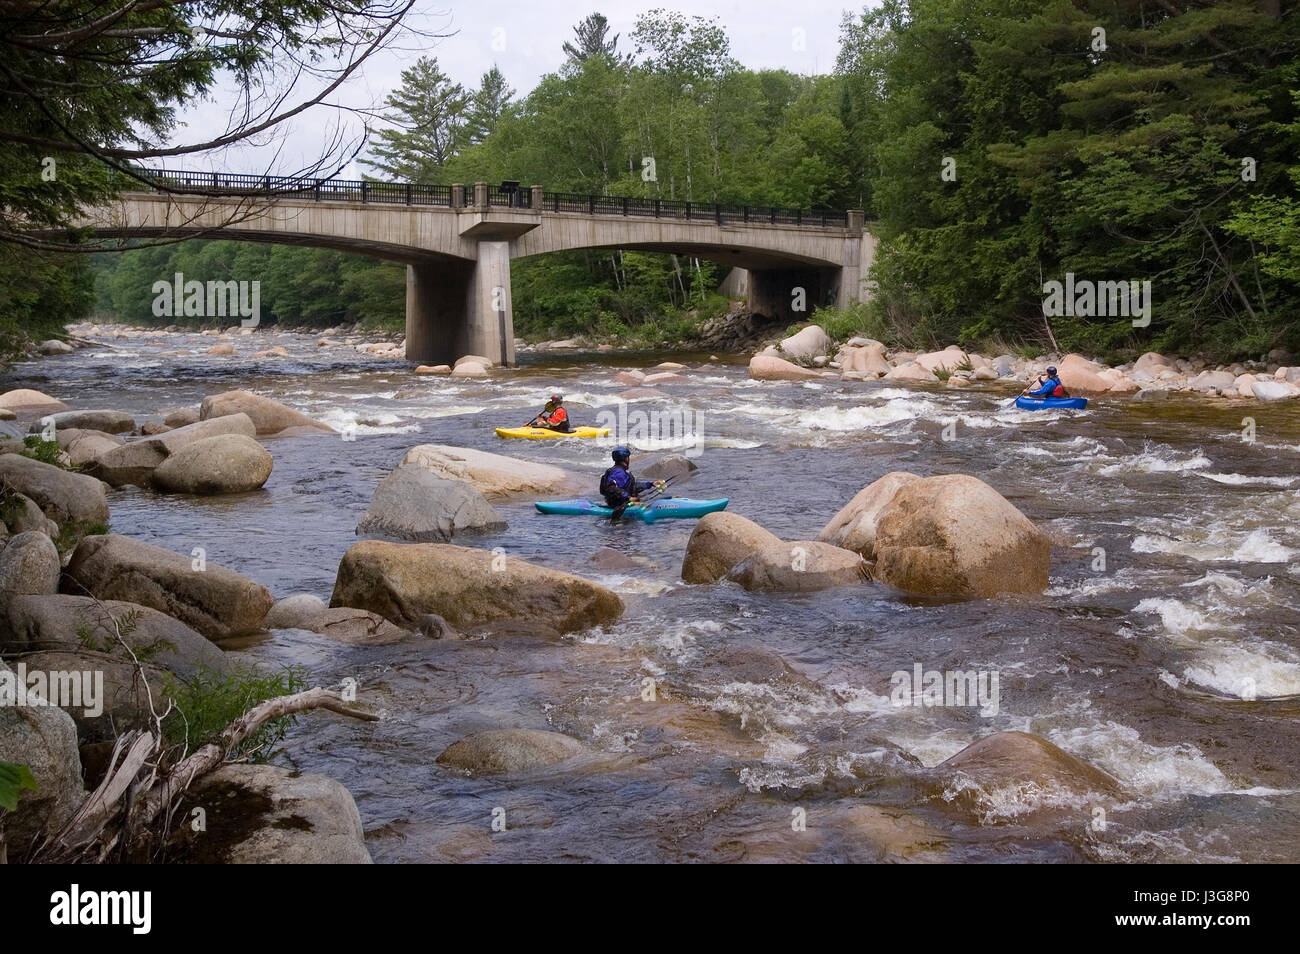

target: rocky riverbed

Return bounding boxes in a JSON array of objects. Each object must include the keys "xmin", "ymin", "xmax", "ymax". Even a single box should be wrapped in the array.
[{"xmin": 2, "ymin": 322, "xmax": 1299, "ymax": 863}]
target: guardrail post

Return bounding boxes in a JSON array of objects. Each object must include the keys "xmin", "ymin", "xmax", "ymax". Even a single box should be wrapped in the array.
[
  {"xmin": 473, "ymin": 181, "xmax": 489, "ymax": 210},
  {"xmin": 715, "ymin": 203, "xmax": 722, "ymax": 225},
  {"xmin": 623, "ymin": 196, "xmax": 629, "ymax": 216},
  {"xmin": 743, "ymin": 206, "xmax": 750, "ymax": 223},
  {"xmin": 452, "ymin": 184, "xmax": 465, "ymax": 208},
  {"xmin": 361, "ymin": 181, "xmax": 368, "ymax": 204},
  {"xmin": 685, "ymin": 201, "xmax": 691, "ymax": 221},
  {"xmin": 796, "ymin": 209, "xmax": 802, "ymax": 226},
  {"xmin": 315, "ymin": 179, "xmax": 321, "ymax": 200},
  {"xmin": 847, "ymin": 209, "xmax": 865, "ymax": 231},
  {"xmin": 531, "ymin": 185, "xmax": 543, "ymax": 209},
  {"xmin": 211, "ymin": 172, "xmax": 218, "ymax": 191},
  {"xmin": 654, "ymin": 199, "xmax": 660, "ymax": 218},
  {"xmin": 770, "ymin": 208, "xmax": 776, "ymax": 224},
  {"xmin": 405, "ymin": 183, "xmax": 412, "ymax": 205},
  {"xmin": 589, "ymin": 194, "xmax": 596, "ymax": 214}
]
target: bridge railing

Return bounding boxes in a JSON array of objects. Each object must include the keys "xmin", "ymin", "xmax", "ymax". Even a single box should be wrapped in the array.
[{"xmin": 126, "ymin": 168, "xmax": 848, "ymax": 228}]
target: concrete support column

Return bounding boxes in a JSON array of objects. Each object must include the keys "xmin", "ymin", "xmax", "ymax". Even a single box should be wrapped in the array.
[
  {"xmin": 405, "ymin": 260, "xmax": 473, "ymax": 365},
  {"xmin": 465, "ymin": 241, "xmax": 515, "ymax": 367},
  {"xmin": 404, "ymin": 243, "xmax": 516, "ymax": 367}
]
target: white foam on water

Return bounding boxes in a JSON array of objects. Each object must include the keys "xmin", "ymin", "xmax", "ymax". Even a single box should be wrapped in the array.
[
  {"xmin": 1045, "ymin": 566, "xmax": 1146, "ymax": 599},
  {"xmin": 1097, "ymin": 446, "xmax": 1213, "ymax": 476},
  {"xmin": 1197, "ymin": 472, "xmax": 1300, "ymax": 488},
  {"xmin": 1133, "ymin": 597, "xmax": 1215, "ymax": 635},
  {"xmin": 1132, "ymin": 528, "xmax": 1294, "ymax": 564},
  {"xmin": 1179, "ymin": 641, "xmax": 1300, "ymax": 699},
  {"xmin": 317, "ymin": 408, "xmax": 419, "ymax": 435},
  {"xmin": 802, "ymin": 398, "xmax": 938, "ymax": 431},
  {"xmin": 1048, "ymin": 722, "xmax": 1231, "ymax": 797}
]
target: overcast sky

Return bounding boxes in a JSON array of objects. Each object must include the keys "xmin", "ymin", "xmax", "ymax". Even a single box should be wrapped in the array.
[{"xmin": 180, "ymin": 1, "xmax": 871, "ymax": 178}]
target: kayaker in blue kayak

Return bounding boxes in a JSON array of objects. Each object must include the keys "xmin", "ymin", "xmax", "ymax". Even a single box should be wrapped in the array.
[
  {"xmin": 600, "ymin": 446, "xmax": 665, "ymax": 519},
  {"xmin": 1023, "ymin": 365, "xmax": 1070, "ymax": 400}
]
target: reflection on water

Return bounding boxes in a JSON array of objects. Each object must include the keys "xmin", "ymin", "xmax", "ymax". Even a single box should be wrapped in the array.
[{"xmin": 6, "ymin": 328, "xmax": 1300, "ymax": 862}]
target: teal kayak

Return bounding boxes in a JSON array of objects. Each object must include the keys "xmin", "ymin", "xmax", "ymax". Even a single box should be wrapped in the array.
[
  {"xmin": 1015, "ymin": 396, "xmax": 1089, "ymax": 410},
  {"xmin": 535, "ymin": 497, "xmax": 729, "ymax": 522}
]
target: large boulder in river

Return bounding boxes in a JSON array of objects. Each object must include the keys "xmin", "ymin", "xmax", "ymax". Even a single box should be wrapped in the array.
[
  {"xmin": 436, "ymin": 728, "xmax": 586, "ymax": 776},
  {"xmin": 0, "ymin": 531, "xmax": 61, "ymax": 599},
  {"xmin": 726, "ymin": 540, "xmax": 868, "ymax": 592},
  {"xmin": 89, "ymin": 413, "xmax": 256, "ymax": 486},
  {"xmin": 199, "ymin": 390, "xmax": 333, "ymax": 435},
  {"xmin": 330, "ymin": 540, "xmax": 623, "ymax": 636},
  {"xmin": 748, "ymin": 354, "xmax": 824, "ymax": 381},
  {"xmin": 777, "ymin": 325, "xmax": 833, "ymax": 360},
  {"xmin": 915, "ymin": 347, "xmax": 968, "ymax": 373},
  {"xmin": 884, "ymin": 362, "xmax": 938, "ymax": 383},
  {"xmin": 0, "ymin": 388, "xmax": 67, "ymax": 415},
  {"xmin": 872, "ymin": 475, "xmax": 1051, "ymax": 598},
  {"xmin": 151, "ymin": 434, "xmax": 272, "ymax": 494},
  {"xmin": 681, "ymin": 511, "xmax": 782, "ymax": 584},
  {"xmin": 1252, "ymin": 379, "xmax": 1300, "ymax": 401},
  {"xmin": 63, "ymin": 534, "xmax": 273, "ymax": 640},
  {"xmin": 638, "ymin": 454, "xmax": 699, "ymax": 483},
  {"xmin": 929, "ymin": 731, "xmax": 1123, "ymax": 818},
  {"xmin": 400, "ymin": 444, "xmax": 580, "ymax": 501},
  {"xmin": 0, "ymin": 659, "xmax": 85, "ymax": 859},
  {"xmin": 2, "ymin": 493, "xmax": 56, "ymax": 537},
  {"xmin": 1, "ymin": 594, "xmax": 227, "ymax": 677},
  {"xmin": 54, "ymin": 428, "xmax": 122, "ymax": 467},
  {"xmin": 0, "ymin": 454, "xmax": 109, "ymax": 526},
  {"xmin": 357, "ymin": 463, "xmax": 504, "ymax": 542},
  {"xmin": 263, "ymin": 593, "xmax": 407, "ymax": 643},
  {"xmin": 817, "ymin": 472, "xmax": 921, "ymax": 559},
  {"xmin": 173, "ymin": 764, "xmax": 372, "ymax": 864},
  {"xmin": 1133, "ymin": 352, "xmax": 1173, "ymax": 376},
  {"xmin": 1055, "ymin": 354, "xmax": 1111, "ymax": 394},
  {"xmin": 31, "ymin": 409, "xmax": 134, "ymax": 435}
]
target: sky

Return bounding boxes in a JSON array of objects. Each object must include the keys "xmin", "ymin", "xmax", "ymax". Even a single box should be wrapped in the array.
[{"xmin": 177, "ymin": 0, "xmax": 868, "ymax": 178}]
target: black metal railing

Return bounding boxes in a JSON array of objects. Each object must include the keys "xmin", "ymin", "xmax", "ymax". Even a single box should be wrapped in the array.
[{"xmin": 125, "ymin": 168, "xmax": 850, "ymax": 228}]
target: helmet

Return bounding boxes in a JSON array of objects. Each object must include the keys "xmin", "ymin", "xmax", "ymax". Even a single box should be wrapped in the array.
[
  {"xmin": 612, "ymin": 446, "xmax": 630, "ymax": 463},
  {"xmin": 550, "ymin": 393, "xmax": 563, "ymax": 403},
  {"xmin": 1046, "ymin": 366, "xmax": 1057, "ymax": 375}
]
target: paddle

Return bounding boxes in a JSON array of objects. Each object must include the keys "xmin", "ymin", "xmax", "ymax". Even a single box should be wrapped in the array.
[{"xmin": 633, "ymin": 473, "xmax": 680, "ymax": 508}]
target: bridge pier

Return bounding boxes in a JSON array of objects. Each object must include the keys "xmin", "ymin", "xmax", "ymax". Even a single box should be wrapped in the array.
[
  {"xmin": 405, "ymin": 242, "xmax": 516, "ymax": 366},
  {"xmin": 746, "ymin": 266, "xmax": 843, "ymax": 324}
]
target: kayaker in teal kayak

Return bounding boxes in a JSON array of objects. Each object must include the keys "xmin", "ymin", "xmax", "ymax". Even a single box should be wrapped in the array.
[
  {"xmin": 1023, "ymin": 365, "xmax": 1069, "ymax": 399},
  {"xmin": 600, "ymin": 446, "xmax": 665, "ymax": 520}
]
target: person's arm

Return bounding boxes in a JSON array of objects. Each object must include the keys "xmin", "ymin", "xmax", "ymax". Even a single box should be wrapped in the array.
[{"xmin": 1025, "ymin": 379, "xmax": 1049, "ymax": 396}]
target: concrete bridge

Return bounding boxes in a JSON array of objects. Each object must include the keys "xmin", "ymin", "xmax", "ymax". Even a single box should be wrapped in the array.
[{"xmin": 78, "ymin": 171, "xmax": 877, "ymax": 366}]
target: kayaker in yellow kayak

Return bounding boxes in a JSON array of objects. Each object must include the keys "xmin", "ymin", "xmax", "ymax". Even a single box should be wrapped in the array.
[
  {"xmin": 600, "ymin": 446, "xmax": 665, "ymax": 519},
  {"xmin": 528, "ymin": 393, "xmax": 570, "ymax": 433}
]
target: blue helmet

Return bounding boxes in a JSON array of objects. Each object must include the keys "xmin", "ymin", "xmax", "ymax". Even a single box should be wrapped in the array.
[{"xmin": 612, "ymin": 446, "xmax": 630, "ymax": 463}]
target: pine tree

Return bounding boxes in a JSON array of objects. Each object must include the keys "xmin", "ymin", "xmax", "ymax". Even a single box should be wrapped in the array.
[{"xmin": 361, "ymin": 57, "xmax": 470, "ymax": 181}]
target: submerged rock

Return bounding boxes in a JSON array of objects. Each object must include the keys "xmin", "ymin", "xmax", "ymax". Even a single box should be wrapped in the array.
[{"xmin": 436, "ymin": 728, "xmax": 586, "ymax": 776}]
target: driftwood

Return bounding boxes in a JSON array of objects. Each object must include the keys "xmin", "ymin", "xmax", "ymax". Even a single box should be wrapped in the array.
[{"xmin": 32, "ymin": 687, "xmax": 377, "ymax": 863}]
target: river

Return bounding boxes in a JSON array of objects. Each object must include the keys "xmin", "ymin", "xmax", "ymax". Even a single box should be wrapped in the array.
[{"xmin": 6, "ymin": 327, "xmax": 1300, "ymax": 862}]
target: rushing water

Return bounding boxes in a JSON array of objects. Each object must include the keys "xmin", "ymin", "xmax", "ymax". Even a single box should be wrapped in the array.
[{"xmin": 6, "ymin": 328, "xmax": 1300, "ymax": 862}]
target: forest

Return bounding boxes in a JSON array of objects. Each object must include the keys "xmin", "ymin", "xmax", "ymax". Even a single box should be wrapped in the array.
[{"xmin": 44, "ymin": 3, "xmax": 1300, "ymax": 359}]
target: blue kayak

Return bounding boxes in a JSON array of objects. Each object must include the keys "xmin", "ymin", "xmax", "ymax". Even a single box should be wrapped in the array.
[
  {"xmin": 1015, "ymin": 396, "xmax": 1089, "ymax": 411},
  {"xmin": 535, "ymin": 497, "xmax": 729, "ymax": 522}
]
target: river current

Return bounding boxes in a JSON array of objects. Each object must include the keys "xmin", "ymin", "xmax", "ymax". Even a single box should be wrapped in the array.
[{"xmin": 5, "ymin": 328, "xmax": 1299, "ymax": 862}]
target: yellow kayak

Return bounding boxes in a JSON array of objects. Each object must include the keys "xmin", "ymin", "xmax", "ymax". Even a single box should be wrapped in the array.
[{"xmin": 494, "ymin": 425, "xmax": 611, "ymax": 440}]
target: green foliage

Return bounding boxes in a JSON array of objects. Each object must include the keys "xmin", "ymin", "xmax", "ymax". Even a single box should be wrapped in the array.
[
  {"xmin": 163, "ymin": 665, "xmax": 308, "ymax": 762},
  {"xmin": 54, "ymin": 520, "xmax": 108, "ymax": 557},
  {"xmin": 0, "ymin": 762, "xmax": 38, "ymax": 812},
  {"xmin": 19, "ymin": 436, "xmax": 65, "ymax": 468},
  {"xmin": 837, "ymin": 0, "xmax": 1300, "ymax": 361}
]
